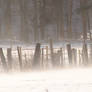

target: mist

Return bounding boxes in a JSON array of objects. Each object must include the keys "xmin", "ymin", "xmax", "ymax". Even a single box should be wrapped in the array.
[{"xmin": 0, "ymin": 0, "xmax": 92, "ymax": 92}]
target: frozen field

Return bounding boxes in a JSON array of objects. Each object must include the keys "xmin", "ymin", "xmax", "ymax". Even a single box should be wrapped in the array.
[{"xmin": 0, "ymin": 68, "xmax": 92, "ymax": 92}]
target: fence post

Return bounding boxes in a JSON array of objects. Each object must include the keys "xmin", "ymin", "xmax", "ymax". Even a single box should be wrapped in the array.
[
  {"xmin": 17, "ymin": 47, "xmax": 23, "ymax": 70},
  {"xmin": 33, "ymin": 43, "xmax": 41, "ymax": 70},
  {"xmin": 72, "ymin": 48, "xmax": 77, "ymax": 65},
  {"xmin": 82, "ymin": 43, "xmax": 88, "ymax": 65},
  {"xmin": 49, "ymin": 39, "xmax": 54, "ymax": 66},
  {"xmin": 67, "ymin": 44, "xmax": 72, "ymax": 64},
  {"xmin": 0, "ymin": 48, "xmax": 8, "ymax": 71},
  {"xmin": 60, "ymin": 48, "xmax": 64, "ymax": 66},
  {"xmin": 7, "ymin": 48, "xmax": 12, "ymax": 70}
]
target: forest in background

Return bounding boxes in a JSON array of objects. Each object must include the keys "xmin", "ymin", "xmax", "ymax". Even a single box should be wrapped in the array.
[{"xmin": 0, "ymin": 0, "xmax": 91, "ymax": 43}]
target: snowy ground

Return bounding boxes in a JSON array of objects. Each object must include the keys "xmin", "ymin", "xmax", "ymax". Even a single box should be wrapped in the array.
[{"xmin": 0, "ymin": 68, "xmax": 92, "ymax": 92}]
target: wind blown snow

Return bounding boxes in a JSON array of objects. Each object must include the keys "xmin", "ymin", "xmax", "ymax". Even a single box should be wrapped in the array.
[{"xmin": 0, "ymin": 68, "xmax": 92, "ymax": 92}]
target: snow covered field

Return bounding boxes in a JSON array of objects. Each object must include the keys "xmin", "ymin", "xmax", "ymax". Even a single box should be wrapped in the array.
[{"xmin": 0, "ymin": 68, "xmax": 92, "ymax": 92}]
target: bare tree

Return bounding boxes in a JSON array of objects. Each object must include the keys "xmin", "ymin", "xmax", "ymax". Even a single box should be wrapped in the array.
[
  {"xmin": 4, "ymin": 0, "xmax": 12, "ymax": 39},
  {"xmin": 33, "ymin": 0, "xmax": 39, "ymax": 42},
  {"xmin": 80, "ymin": 0, "xmax": 88, "ymax": 41},
  {"xmin": 67, "ymin": 0, "xmax": 73, "ymax": 40},
  {"xmin": 39, "ymin": 0, "xmax": 46, "ymax": 41},
  {"xmin": 0, "ymin": 0, "xmax": 2, "ymax": 39},
  {"xmin": 55, "ymin": 0, "xmax": 64, "ymax": 40},
  {"xmin": 19, "ymin": 0, "xmax": 29, "ymax": 42}
]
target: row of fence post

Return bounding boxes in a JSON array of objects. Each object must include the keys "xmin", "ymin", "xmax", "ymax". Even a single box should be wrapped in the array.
[{"xmin": 0, "ymin": 42, "xmax": 91, "ymax": 72}]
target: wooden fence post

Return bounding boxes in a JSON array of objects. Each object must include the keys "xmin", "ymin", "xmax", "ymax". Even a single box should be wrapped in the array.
[
  {"xmin": 45, "ymin": 46, "xmax": 48, "ymax": 69},
  {"xmin": 82, "ymin": 43, "xmax": 88, "ymax": 65},
  {"xmin": 46, "ymin": 46, "xmax": 48, "ymax": 61},
  {"xmin": 41, "ymin": 48, "xmax": 44, "ymax": 69},
  {"xmin": 7, "ymin": 48, "xmax": 12, "ymax": 70},
  {"xmin": 0, "ymin": 48, "xmax": 8, "ymax": 71},
  {"xmin": 60, "ymin": 48, "xmax": 64, "ymax": 66},
  {"xmin": 63, "ymin": 48, "xmax": 66, "ymax": 65},
  {"xmin": 78, "ymin": 50, "xmax": 81, "ymax": 65},
  {"xmin": 89, "ymin": 44, "xmax": 92, "ymax": 64},
  {"xmin": 72, "ymin": 48, "xmax": 77, "ymax": 65},
  {"xmin": 17, "ymin": 47, "xmax": 23, "ymax": 70},
  {"xmin": 67, "ymin": 44, "xmax": 72, "ymax": 64},
  {"xmin": 24, "ymin": 53, "xmax": 28, "ymax": 70},
  {"xmin": 32, "ymin": 43, "xmax": 41, "ymax": 69},
  {"xmin": 49, "ymin": 39, "xmax": 54, "ymax": 66}
]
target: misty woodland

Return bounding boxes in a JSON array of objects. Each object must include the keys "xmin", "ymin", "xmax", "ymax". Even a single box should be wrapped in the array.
[{"xmin": 0, "ymin": 0, "xmax": 91, "ymax": 71}]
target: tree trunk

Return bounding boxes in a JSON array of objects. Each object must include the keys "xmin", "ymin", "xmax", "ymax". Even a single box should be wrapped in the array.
[
  {"xmin": 80, "ymin": 0, "xmax": 87, "ymax": 40},
  {"xmin": 67, "ymin": 0, "xmax": 73, "ymax": 39},
  {"xmin": 39, "ymin": 0, "xmax": 45, "ymax": 40},
  {"xmin": 56, "ymin": 0, "xmax": 64, "ymax": 40},
  {"xmin": 34, "ymin": 0, "xmax": 39, "ymax": 42},
  {"xmin": 4, "ymin": 0, "xmax": 12, "ymax": 39},
  {"xmin": 19, "ymin": 0, "xmax": 29, "ymax": 42}
]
